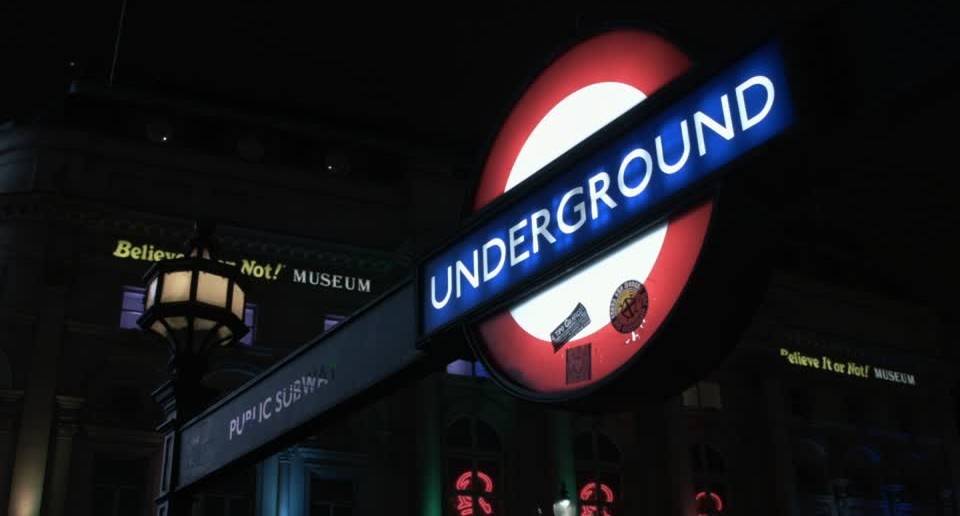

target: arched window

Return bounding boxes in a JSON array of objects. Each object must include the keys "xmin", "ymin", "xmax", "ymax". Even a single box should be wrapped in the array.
[
  {"xmin": 690, "ymin": 443, "xmax": 726, "ymax": 515},
  {"xmin": 446, "ymin": 417, "xmax": 502, "ymax": 516},
  {"xmin": 92, "ymin": 456, "xmax": 148, "ymax": 516},
  {"xmin": 574, "ymin": 432, "xmax": 621, "ymax": 516}
]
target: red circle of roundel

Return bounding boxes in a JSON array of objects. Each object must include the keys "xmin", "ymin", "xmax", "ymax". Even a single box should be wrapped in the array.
[{"xmin": 472, "ymin": 29, "xmax": 714, "ymax": 397}]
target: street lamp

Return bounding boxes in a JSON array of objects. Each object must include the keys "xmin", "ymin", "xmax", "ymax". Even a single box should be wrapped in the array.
[
  {"xmin": 139, "ymin": 222, "xmax": 249, "ymax": 516},
  {"xmin": 138, "ymin": 222, "xmax": 249, "ymax": 412},
  {"xmin": 553, "ymin": 483, "xmax": 575, "ymax": 516}
]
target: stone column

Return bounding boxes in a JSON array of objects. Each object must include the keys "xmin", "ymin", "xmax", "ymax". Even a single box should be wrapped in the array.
[
  {"xmin": 257, "ymin": 454, "xmax": 280, "ymax": 516},
  {"xmin": 275, "ymin": 449, "xmax": 306, "ymax": 516},
  {"xmin": 45, "ymin": 395, "xmax": 84, "ymax": 516},
  {"xmin": 7, "ymin": 279, "xmax": 67, "ymax": 516}
]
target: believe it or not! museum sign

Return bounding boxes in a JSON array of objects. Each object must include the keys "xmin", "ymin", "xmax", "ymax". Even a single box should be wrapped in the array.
[
  {"xmin": 419, "ymin": 40, "xmax": 794, "ymax": 338},
  {"xmin": 779, "ymin": 348, "xmax": 918, "ymax": 386},
  {"xmin": 111, "ymin": 238, "xmax": 374, "ymax": 294}
]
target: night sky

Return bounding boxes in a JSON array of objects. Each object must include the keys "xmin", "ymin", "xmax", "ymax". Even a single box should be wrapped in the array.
[{"xmin": 4, "ymin": 0, "xmax": 960, "ymax": 322}]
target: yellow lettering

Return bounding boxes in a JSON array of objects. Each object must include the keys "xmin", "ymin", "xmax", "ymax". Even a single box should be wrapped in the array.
[
  {"xmin": 113, "ymin": 240, "xmax": 132, "ymax": 258},
  {"xmin": 241, "ymin": 259, "xmax": 256, "ymax": 276},
  {"xmin": 131, "ymin": 246, "xmax": 142, "ymax": 259}
]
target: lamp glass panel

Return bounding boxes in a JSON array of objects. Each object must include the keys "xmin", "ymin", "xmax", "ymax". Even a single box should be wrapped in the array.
[
  {"xmin": 231, "ymin": 285, "xmax": 245, "ymax": 319},
  {"xmin": 194, "ymin": 317, "xmax": 216, "ymax": 331},
  {"xmin": 160, "ymin": 270, "xmax": 192, "ymax": 303},
  {"xmin": 164, "ymin": 316, "xmax": 188, "ymax": 330},
  {"xmin": 146, "ymin": 278, "xmax": 158, "ymax": 310},
  {"xmin": 196, "ymin": 270, "xmax": 228, "ymax": 308},
  {"xmin": 150, "ymin": 320, "xmax": 167, "ymax": 337}
]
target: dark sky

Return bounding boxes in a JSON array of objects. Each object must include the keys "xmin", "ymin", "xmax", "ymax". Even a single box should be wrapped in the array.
[
  {"xmin": 4, "ymin": 0, "xmax": 960, "ymax": 317},
  {"xmin": 4, "ymin": 1, "xmax": 835, "ymax": 149}
]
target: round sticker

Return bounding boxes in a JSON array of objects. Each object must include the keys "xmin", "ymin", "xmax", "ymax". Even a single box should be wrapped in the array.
[
  {"xmin": 470, "ymin": 29, "xmax": 713, "ymax": 398},
  {"xmin": 609, "ymin": 280, "xmax": 648, "ymax": 334}
]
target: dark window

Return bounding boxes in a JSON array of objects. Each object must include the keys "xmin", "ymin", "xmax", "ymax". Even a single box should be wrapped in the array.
[
  {"xmin": 475, "ymin": 420, "xmax": 502, "ymax": 451},
  {"xmin": 690, "ymin": 444, "xmax": 725, "ymax": 475},
  {"xmin": 575, "ymin": 431, "xmax": 621, "ymax": 516},
  {"xmin": 693, "ymin": 482, "xmax": 727, "ymax": 516},
  {"xmin": 846, "ymin": 396, "xmax": 865, "ymax": 426},
  {"xmin": 202, "ymin": 494, "xmax": 252, "ymax": 516},
  {"xmin": 446, "ymin": 417, "xmax": 502, "ymax": 515},
  {"xmin": 92, "ymin": 456, "xmax": 147, "ymax": 516},
  {"xmin": 310, "ymin": 476, "xmax": 353, "ymax": 516},
  {"xmin": 682, "ymin": 381, "xmax": 723, "ymax": 409},
  {"xmin": 239, "ymin": 304, "xmax": 256, "ymax": 346},
  {"xmin": 896, "ymin": 404, "xmax": 914, "ymax": 435},
  {"xmin": 324, "ymin": 315, "xmax": 346, "ymax": 332},
  {"xmin": 447, "ymin": 418, "xmax": 472, "ymax": 449},
  {"xmin": 577, "ymin": 474, "xmax": 618, "ymax": 516},
  {"xmin": 446, "ymin": 360, "xmax": 491, "ymax": 379},
  {"xmin": 110, "ymin": 385, "xmax": 144, "ymax": 418},
  {"xmin": 789, "ymin": 389, "xmax": 811, "ymax": 418},
  {"xmin": 119, "ymin": 286, "xmax": 145, "ymax": 329},
  {"xmin": 690, "ymin": 443, "xmax": 727, "ymax": 514}
]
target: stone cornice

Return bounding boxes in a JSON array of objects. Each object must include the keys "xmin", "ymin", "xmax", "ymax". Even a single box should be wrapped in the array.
[{"xmin": 84, "ymin": 424, "xmax": 163, "ymax": 447}]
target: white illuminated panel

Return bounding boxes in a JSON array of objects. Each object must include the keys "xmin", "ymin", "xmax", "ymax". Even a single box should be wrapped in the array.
[{"xmin": 505, "ymin": 82, "xmax": 667, "ymax": 341}]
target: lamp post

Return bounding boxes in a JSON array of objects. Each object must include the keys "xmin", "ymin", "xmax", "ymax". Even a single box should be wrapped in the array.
[{"xmin": 138, "ymin": 222, "xmax": 249, "ymax": 516}]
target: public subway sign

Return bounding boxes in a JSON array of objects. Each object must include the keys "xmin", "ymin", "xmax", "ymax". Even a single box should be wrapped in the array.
[
  {"xmin": 177, "ymin": 283, "xmax": 420, "ymax": 489},
  {"xmin": 420, "ymin": 41, "xmax": 793, "ymax": 335}
]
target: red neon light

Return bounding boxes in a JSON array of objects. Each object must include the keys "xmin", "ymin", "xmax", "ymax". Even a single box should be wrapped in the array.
[
  {"xmin": 455, "ymin": 470, "xmax": 494, "ymax": 516},
  {"xmin": 579, "ymin": 482, "xmax": 615, "ymax": 516},
  {"xmin": 695, "ymin": 491, "xmax": 724, "ymax": 514}
]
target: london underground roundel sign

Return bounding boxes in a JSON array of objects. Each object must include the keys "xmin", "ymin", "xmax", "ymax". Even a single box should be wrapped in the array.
[{"xmin": 471, "ymin": 29, "xmax": 714, "ymax": 399}]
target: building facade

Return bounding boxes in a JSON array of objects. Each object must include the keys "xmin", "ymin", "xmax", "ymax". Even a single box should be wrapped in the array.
[{"xmin": 3, "ymin": 9, "xmax": 960, "ymax": 514}]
